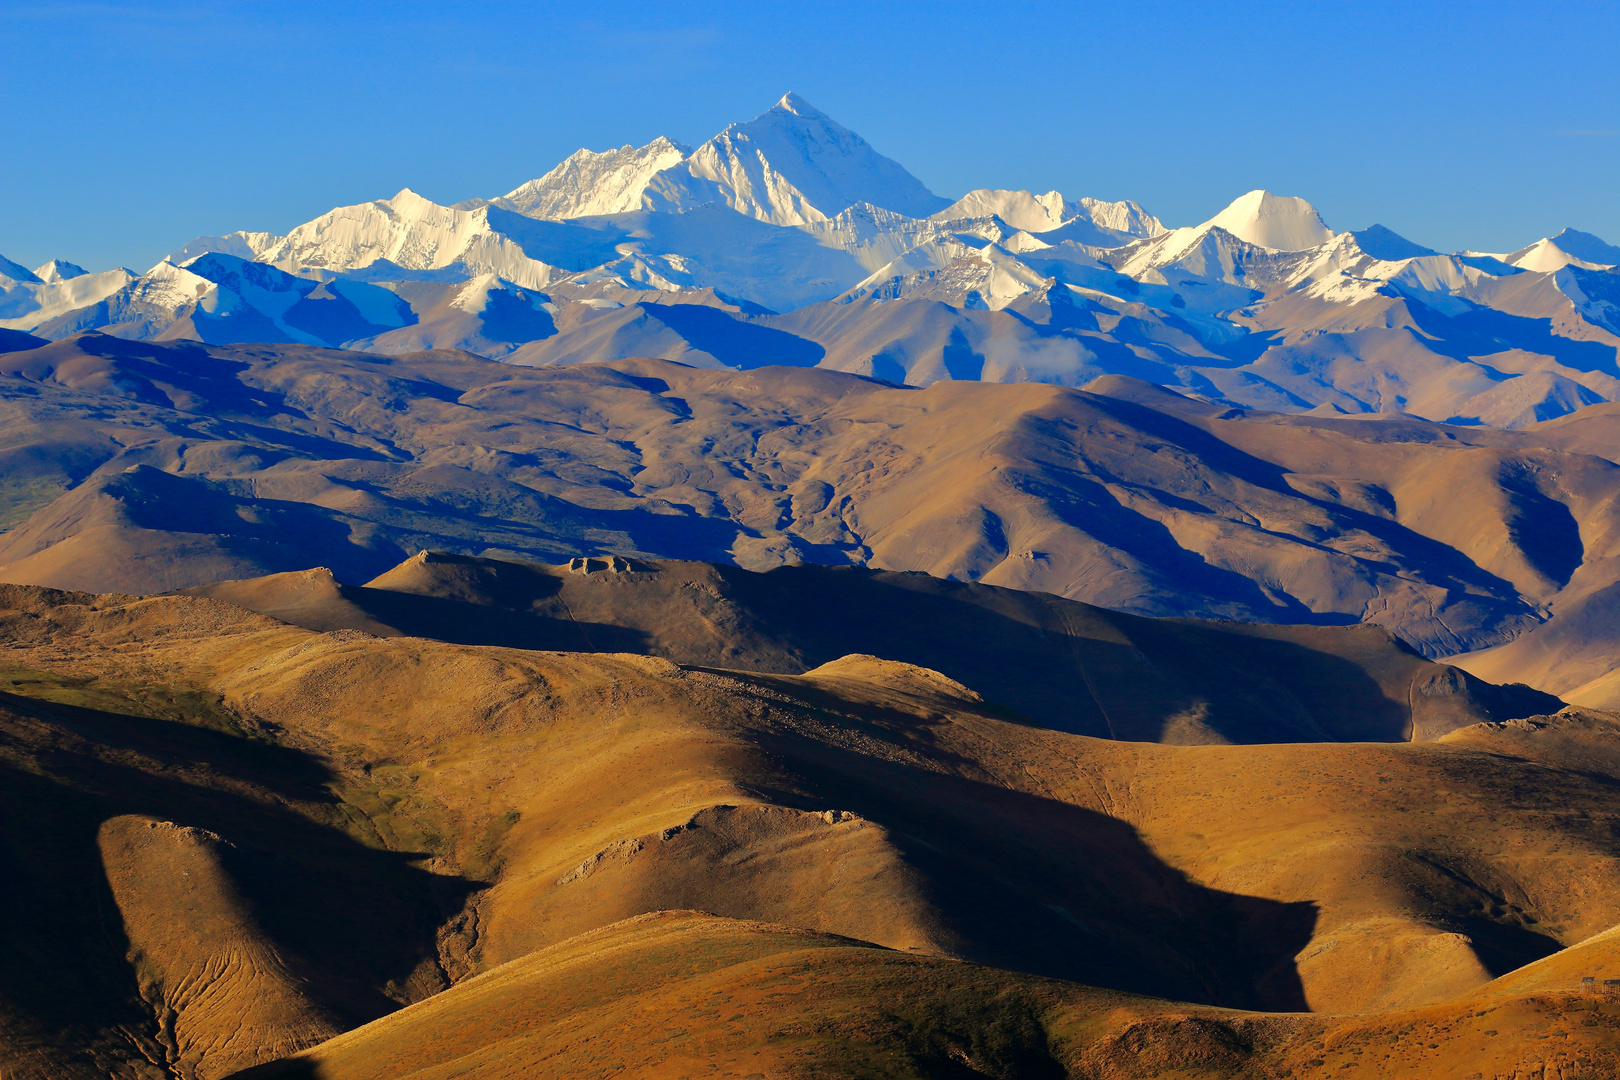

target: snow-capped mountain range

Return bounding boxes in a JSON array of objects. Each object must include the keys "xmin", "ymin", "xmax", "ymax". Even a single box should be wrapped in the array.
[{"xmin": 5, "ymin": 92, "xmax": 1619, "ymax": 429}]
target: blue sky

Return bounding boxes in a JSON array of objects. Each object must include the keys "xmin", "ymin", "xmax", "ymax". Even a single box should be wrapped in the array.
[{"xmin": 2, "ymin": 0, "xmax": 1616, "ymax": 271}]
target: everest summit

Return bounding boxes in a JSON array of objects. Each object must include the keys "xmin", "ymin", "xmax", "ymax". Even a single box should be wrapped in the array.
[{"xmin": 4, "ymin": 92, "xmax": 1619, "ymax": 431}]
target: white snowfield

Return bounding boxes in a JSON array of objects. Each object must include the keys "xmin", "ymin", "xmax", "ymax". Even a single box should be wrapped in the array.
[
  {"xmin": 485, "ymin": 137, "xmax": 690, "ymax": 220},
  {"xmin": 935, "ymin": 189, "xmax": 1164, "ymax": 242},
  {"xmin": 0, "ymin": 255, "xmax": 138, "ymax": 332},
  {"xmin": 7, "ymin": 92, "xmax": 1620, "ymax": 430},
  {"xmin": 254, "ymin": 189, "xmax": 564, "ymax": 291}
]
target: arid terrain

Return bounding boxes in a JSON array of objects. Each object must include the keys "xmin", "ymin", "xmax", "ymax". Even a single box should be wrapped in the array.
[
  {"xmin": 8, "ymin": 332, "xmax": 1620, "ymax": 663},
  {"xmin": 2, "ymin": 574, "xmax": 1620, "ymax": 1079},
  {"xmin": 11, "ymin": 27, "xmax": 1620, "ymax": 1080},
  {"xmin": 8, "ymin": 332, "xmax": 1620, "ymax": 1077}
]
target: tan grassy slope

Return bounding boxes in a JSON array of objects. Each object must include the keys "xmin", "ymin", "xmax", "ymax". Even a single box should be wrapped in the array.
[
  {"xmin": 189, "ymin": 551, "xmax": 1560, "ymax": 744},
  {"xmin": 5, "ymin": 585, "xmax": 1620, "ymax": 1079},
  {"xmin": 9, "ymin": 333, "xmax": 1620, "ymax": 656},
  {"xmin": 238, "ymin": 912, "xmax": 1620, "ymax": 1080},
  {"xmin": 1454, "ymin": 571, "xmax": 1620, "ymax": 708},
  {"xmin": 1447, "ymin": 401, "xmax": 1620, "ymax": 703}
]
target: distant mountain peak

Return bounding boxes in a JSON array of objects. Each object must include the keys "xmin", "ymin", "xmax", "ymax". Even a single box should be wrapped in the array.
[
  {"xmin": 653, "ymin": 93, "xmax": 951, "ymax": 225},
  {"xmin": 33, "ymin": 259, "xmax": 87, "ymax": 284},
  {"xmin": 0, "ymin": 254, "xmax": 41, "ymax": 284},
  {"xmin": 932, "ymin": 189, "xmax": 1163, "ymax": 245},
  {"xmin": 1499, "ymin": 228, "xmax": 1620, "ymax": 273},
  {"xmin": 774, "ymin": 91, "xmax": 820, "ymax": 116},
  {"xmin": 167, "ymin": 231, "xmax": 283, "ymax": 266},
  {"xmin": 390, "ymin": 187, "xmax": 434, "ymax": 207},
  {"xmin": 1546, "ymin": 227, "xmax": 1620, "ymax": 267},
  {"xmin": 1201, "ymin": 189, "xmax": 1334, "ymax": 251},
  {"xmin": 483, "ymin": 93, "xmax": 945, "ymax": 228},
  {"xmin": 1350, "ymin": 225, "xmax": 1437, "ymax": 262},
  {"xmin": 495, "ymin": 138, "xmax": 690, "ymax": 220}
]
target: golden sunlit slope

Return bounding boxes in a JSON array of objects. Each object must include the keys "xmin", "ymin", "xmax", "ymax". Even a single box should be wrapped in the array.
[
  {"xmin": 1453, "ymin": 577, "xmax": 1620, "ymax": 708},
  {"xmin": 1471, "ymin": 924, "xmax": 1620, "ymax": 1000},
  {"xmin": 1445, "ymin": 400, "xmax": 1620, "ymax": 701},
  {"xmin": 237, "ymin": 912, "xmax": 1620, "ymax": 1080},
  {"xmin": 6, "ymin": 583, "xmax": 1620, "ymax": 1079},
  {"xmin": 0, "ymin": 599, "xmax": 468, "ymax": 1079},
  {"xmin": 8, "ymin": 333, "xmax": 1620, "ymax": 657},
  {"xmin": 188, "ymin": 551, "xmax": 1559, "ymax": 744}
]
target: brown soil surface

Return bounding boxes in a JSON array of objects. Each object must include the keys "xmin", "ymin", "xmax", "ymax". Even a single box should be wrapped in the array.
[
  {"xmin": 0, "ymin": 583, "xmax": 1618, "ymax": 1077},
  {"xmin": 7, "ymin": 335, "xmax": 1620, "ymax": 663},
  {"xmin": 186, "ymin": 552, "xmax": 1558, "ymax": 744}
]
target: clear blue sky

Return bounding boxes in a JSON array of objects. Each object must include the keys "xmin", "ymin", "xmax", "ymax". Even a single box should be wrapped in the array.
[{"xmin": 2, "ymin": 0, "xmax": 1616, "ymax": 272}]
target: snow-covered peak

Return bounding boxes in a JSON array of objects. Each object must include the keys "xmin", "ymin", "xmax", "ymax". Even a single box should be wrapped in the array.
[
  {"xmin": 1547, "ymin": 228, "xmax": 1620, "ymax": 267},
  {"xmin": 448, "ymin": 271, "xmax": 554, "ymax": 317},
  {"xmin": 932, "ymin": 190, "xmax": 1165, "ymax": 244},
  {"xmin": 472, "ymin": 94, "xmax": 947, "ymax": 228},
  {"xmin": 774, "ymin": 91, "xmax": 820, "ymax": 117},
  {"xmin": 1113, "ymin": 225, "xmax": 1269, "ymax": 288},
  {"xmin": 136, "ymin": 259, "xmax": 218, "ymax": 302},
  {"xmin": 937, "ymin": 190, "xmax": 1072, "ymax": 233},
  {"xmin": 169, "ymin": 231, "xmax": 283, "ymax": 265},
  {"xmin": 1199, "ymin": 190, "xmax": 1334, "ymax": 251},
  {"xmin": 254, "ymin": 189, "xmax": 560, "ymax": 290},
  {"xmin": 838, "ymin": 237, "xmax": 1065, "ymax": 311},
  {"xmin": 386, "ymin": 188, "xmax": 441, "ymax": 216},
  {"xmin": 1501, "ymin": 228, "xmax": 1620, "ymax": 273},
  {"xmin": 656, "ymin": 92, "xmax": 951, "ymax": 224},
  {"xmin": 1502, "ymin": 238, "xmax": 1601, "ymax": 273},
  {"xmin": 33, "ymin": 259, "xmax": 87, "ymax": 284},
  {"xmin": 1002, "ymin": 231, "xmax": 1052, "ymax": 254},
  {"xmin": 0, "ymin": 258, "xmax": 136, "ymax": 332},
  {"xmin": 495, "ymin": 137, "xmax": 689, "ymax": 220},
  {"xmin": 1078, "ymin": 197, "xmax": 1165, "ymax": 239},
  {"xmin": 0, "ymin": 254, "xmax": 40, "ymax": 285},
  {"xmin": 1347, "ymin": 225, "xmax": 1436, "ymax": 262}
]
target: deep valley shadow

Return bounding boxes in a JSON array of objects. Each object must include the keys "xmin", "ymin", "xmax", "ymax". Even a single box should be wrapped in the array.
[
  {"xmin": 750, "ymin": 729, "xmax": 1319, "ymax": 1011},
  {"xmin": 0, "ymin": 688, "xmax": 479, "ymax": 1065}
]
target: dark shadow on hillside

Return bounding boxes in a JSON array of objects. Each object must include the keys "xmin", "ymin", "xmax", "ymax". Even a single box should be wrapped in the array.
[
  {"xmin": 1200, "ymin": 325, "xmax": 1290, "ymax": 365},
  {"xmin": 1072, "ymin": 394, "xmax": 1541, "ymax": 627},
  {"xmin": 227, "ymin": 1062, "xmax": 320, "ymax": 1080},
  {"xmin": 648, "ymin": 304, "xmax": 826, "ymax": 369},
  {"xmin": 1500, "ymin": 479, "xmax": 1584, "ymax": 589},
  {"xmin": 2, "ymin": 334, "xmax": 407, "ymax": 465},
  {"xmin": 0, "ymin": 690, "xmax": 479, "ymax": 1063},
  {"xmin": 282, "ymin": 553, "xmax": 1516, "ymax": 744},
  {"xmin": 1453, "ymin": 916, "xmax": 1563, "ymax": 978},
  {"xmin": 717, "ymin": 564, "xmax": 1436, "ymax": 742},
  {"xmin": 220, "ymin": 551, "xmax": 1524, "ymax": 744},
  {"xmin": 341, "ymin": 583, "xmax": 655, "ymax": 655},
  {"xmin": 1408, "ymin": 297, "xmax": 1620, "ymax": 378},
  {"xmin": 749, "ymin": 728, "xmax": 1318, "ymax": 1011}
]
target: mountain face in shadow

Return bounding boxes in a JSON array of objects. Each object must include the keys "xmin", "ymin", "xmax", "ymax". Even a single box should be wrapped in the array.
[{"xmin": 7, "ymin": 335, "xmax": 1620, "ymax": 666}]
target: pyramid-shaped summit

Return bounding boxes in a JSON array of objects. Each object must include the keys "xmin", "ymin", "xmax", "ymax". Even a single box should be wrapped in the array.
[
  {"xmin": 489, "ymin": 93, "xmax": 953, "ymax": 227},
  {"xmin": 1200, "ymin": 189, "xmax": 1335, "ymax": 251},
  {"xmin": 670, "ymin": 91, "xmax": 953, "ymax": 223}
]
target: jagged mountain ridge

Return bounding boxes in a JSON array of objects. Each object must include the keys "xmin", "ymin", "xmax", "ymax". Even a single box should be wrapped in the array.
[{"xmin": 6, "ymin": 93, "xmax": 1619, "ymax": 430}]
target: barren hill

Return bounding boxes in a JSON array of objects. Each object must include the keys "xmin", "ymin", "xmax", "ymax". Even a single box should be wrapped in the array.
[
  {"xmin": 7, "ymin": 333, "xmax": 1620, "ymax": 665},
  {"xmin": 188, "ymin": 551, "xmax": 1556, "ymax": 743},
  {"xmin": 235, "ymin": 911, "xmax": 1620, "ymax": 1080},
  {"xmin": 3, "ymin": 583, "xmax": 1620, "ymax": 1077}
]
